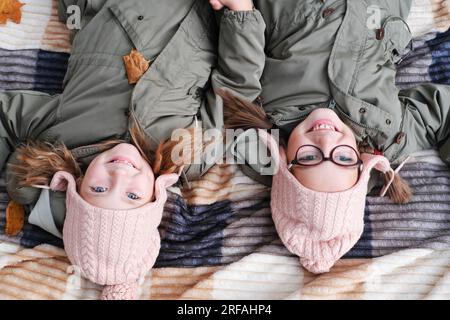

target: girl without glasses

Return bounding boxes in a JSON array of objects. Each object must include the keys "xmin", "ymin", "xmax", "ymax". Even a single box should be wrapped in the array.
[{"xmin": 0, "ymin": 0, "xmax": 264, "ymax": 299}]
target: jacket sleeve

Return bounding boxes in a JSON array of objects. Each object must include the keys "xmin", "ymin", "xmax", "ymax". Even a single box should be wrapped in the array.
[
  {"xmin": 27, "ymin": 189, "xmax": 66, "ymax": 238},
  {"xmin": 184, "ymin": 9, "xmax": 266, "ymax": 181},
  {"xmin": 0, "ymin": 91, "xmax": 59, "ymax": 204},
  {"xmin": 211, "ymin": 8, "xmax": 266, "ymax": 101},
  {"xmin": 398, "ymin": 84, "xmax": 450, "ymax": 164}
]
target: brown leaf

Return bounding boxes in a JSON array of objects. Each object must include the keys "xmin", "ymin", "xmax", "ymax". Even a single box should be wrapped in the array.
[
  {"xmin": 5, "ymin": 200, "xmax": 25, "ymax": 236},
  {"xmin": 0, "ymin": 0, "xmax": 24, "ymax": 25},
  {"xmin": 123, "ymin": 49, "xmax": 151, "ymax": 84}
]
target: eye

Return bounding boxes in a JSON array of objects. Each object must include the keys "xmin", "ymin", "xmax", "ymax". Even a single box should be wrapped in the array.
[
  {"xmin": 298, "ymin": 154, "xmax": 319, "ymax": 162},
  {"xmin": 332, "ymin": 146, "xmax": 359, "ymax": 165},
  {"xmin": 337, "ymin": 155, "xmax": 354, "ymax": 162},
  {"xmin": 127, "ymin": 192, "xmax": 141, "ymax": 200},
  {"xmin": 90, "ymin": 186, "xmax": 108, "ymax": 193}
]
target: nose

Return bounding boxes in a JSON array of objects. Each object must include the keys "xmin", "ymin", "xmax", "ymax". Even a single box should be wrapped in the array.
[
  {"xmin": 108, "ymin": 166, "xmax": 132, "ymax": 179},
  {"xmin": 312, "ymin": 134, "xmax": 339, "ymax": 157}
]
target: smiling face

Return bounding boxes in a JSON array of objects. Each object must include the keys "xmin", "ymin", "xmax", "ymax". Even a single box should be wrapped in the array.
[
  {"xmin": 80, "ymin": 143, "xmax": 155, "ymax": 210},
  {"xmin": 287, "ymin": 109, "xmax": 360, "ymax": 192}
]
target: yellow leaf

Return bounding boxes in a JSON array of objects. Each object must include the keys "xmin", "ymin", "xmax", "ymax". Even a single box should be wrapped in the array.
[
  {"xmin": 5, "ymin": 200, "xmax": 25, "ymax": 236},
  {"xmin": 123, "ymin": 49, "xmax": 151, "ymax": 84},
  {"xmin": 0, "ymin": 0, "xmax": 24, "ymax": 25}
]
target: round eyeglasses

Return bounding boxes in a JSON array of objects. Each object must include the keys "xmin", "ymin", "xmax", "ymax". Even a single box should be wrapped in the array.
[{"xmin": 288, "ymin": 145, "xmax": 363, "ymax": 169}]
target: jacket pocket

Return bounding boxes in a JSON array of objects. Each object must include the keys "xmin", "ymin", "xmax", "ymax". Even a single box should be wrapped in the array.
[
  {"xmin": 69, "ymin": 5, "xmax": 135, "ymax": 58},
  {"xmin": 108, "ymin": 4, "xmax": 144, "ymax": 52},
  {"xmin": 379, "ymin": 16, "xmax": 412, "ymax": 64}
]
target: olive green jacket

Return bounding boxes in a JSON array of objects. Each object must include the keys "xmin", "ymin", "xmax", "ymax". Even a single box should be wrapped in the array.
[
  {"xmin": 234, "ymin": 0, "xmax": 450, "ymax": 186},
  {"xmin": 0, "ymin": 0, "xmax": 266, "ymax": 234}
]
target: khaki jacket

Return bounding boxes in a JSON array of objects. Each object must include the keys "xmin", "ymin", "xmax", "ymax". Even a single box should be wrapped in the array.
[
  {"xmin": 235, "ymin": 0, "xmax": 450, "ymax": 186},
  {"xmin": 0, "ymin": 0, "xmax": 266, "ymax": 231}
]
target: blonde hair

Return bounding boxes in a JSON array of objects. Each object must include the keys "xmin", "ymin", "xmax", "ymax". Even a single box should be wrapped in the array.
[
  {"xmin": 10, "ymin": 115, "xmax": 193, "ymax": 188},
  {"xmin": 218, "ymin": 89, "xmax": 412, "ymax": 204}
]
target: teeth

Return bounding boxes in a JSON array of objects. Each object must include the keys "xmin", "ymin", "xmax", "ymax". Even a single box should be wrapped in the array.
[
  {"xmin": 112, "ymin": 160, "xmax": 134, "ymax": 168},
  {"xmin": 313, "ymin": 124, "xmax": 335, "ymax": 131}
]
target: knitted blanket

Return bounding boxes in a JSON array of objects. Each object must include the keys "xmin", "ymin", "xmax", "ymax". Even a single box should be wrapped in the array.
[{"xmin": 0, "ymin": 0, "xmax": 449, "ymax": 300}]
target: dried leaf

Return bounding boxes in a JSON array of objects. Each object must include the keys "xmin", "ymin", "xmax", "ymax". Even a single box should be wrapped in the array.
[
  {"xmin": 0, "ymin": 0, "xmax": 24, "ymax": 25},
  {"xmin": 123, "ymin": 49, "xmax": 151, "ymax": 84},
  {"xmin": 5, "ymin": 200, "xmax": 25, "ymax": 236}
]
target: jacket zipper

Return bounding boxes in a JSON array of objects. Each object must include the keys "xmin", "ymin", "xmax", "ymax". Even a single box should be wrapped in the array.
[
  {"xmin": 328, "ymin": 99, "xmax": 336, "ymax": 109},
  {"xmin": 279, "ymin": 113, "xmax": 308, "ymax": 122}
]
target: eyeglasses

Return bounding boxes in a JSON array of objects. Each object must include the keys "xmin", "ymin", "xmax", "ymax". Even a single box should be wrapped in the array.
[{"xmin": 288, "ymin": 145, "xmax": 363, "ymax": 169}]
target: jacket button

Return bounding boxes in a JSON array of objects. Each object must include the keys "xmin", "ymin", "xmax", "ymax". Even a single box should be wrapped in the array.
[
  {"xmin": 138, "ymin": 15, "xmax": 144, "ymax": 21},
  {"xmin": 322, "ymin": 8, "xmax": 335, "ymax": 18},
  {"xmin": 376, "ymin": 28, "xmax": 385, "ymax": 40},
  {"xmin": 359, "ymin": 108, "xmax": 366, "ymax": 114},
  {"xmin": 395, "ymin": 132, "xmax": 406, "ymax": 144},
  {"xmin": 254, "ymin": 96, "xmax": 264, "ymax": 107},
  {"xmin": 124, "ymin": 110, "xmax": 130, "ymax": 116},
  {"xmin": 386, "ymin": 119, "xmax": 392, "ymax": 125},
  {"xmin": 299, "ymin": 106, "xmax": 306, "ymax": 111}
]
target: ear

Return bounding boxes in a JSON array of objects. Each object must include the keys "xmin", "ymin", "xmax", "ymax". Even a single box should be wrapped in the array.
[
  {"xmin": 360, "ymin": 153, "xmax": 392, "ymax": 173},
  {"xmin": 153, "ymin": 173, "xmax": 179, "ymax": 201},
  {"xmin": 155, "ymin": 173, "xmax": 179, "ymax": 190},
  {"xmin": 50, "ymin": 171, "xmax": 76, "ymax": 192}
]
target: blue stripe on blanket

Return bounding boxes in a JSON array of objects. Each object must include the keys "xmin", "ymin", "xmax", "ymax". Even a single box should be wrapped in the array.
[
  {"xmin": 0, "ymin": 48, "xmax": 69, "ymax": 94},
  {"xmin": 366, "ymin": 162, "xmax": 450, "ymax": 257},
  {"xmin": 429, "ymin": 29, "xmax": 450, "ymax": 85},
  {"xmin": 156, "ymin": 195, "xmax": 232, "ymax": 267},
  {"xmin": 396, "ymin": 30, "xmax": 450, "ymax": 89}
]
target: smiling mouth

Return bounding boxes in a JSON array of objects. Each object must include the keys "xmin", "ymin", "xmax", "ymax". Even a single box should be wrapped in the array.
[
  {"xmin": 308, "ymin": 120, "xmax": 339, "ymax": 133},
  {"xmin": 109, "ymin": 157, "xmax": 137, "ymax": 169}
]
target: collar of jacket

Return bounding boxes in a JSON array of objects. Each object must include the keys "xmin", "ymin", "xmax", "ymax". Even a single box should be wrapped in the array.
[
  {"xmin": 71, "ymin": 145, "xmax": 105, "ymax": 169},
  {"xmin": 327, "ymin": 0, "xmax": 411, "ymax": 151}
]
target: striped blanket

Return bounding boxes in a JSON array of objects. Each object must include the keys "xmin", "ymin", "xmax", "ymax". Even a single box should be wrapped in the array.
[{"xmin": 0, "ymin": 0, "xmax": 449, "ymax": 300}]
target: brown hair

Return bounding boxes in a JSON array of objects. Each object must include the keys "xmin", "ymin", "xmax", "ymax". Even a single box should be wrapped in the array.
[
  {"xmin": 382, "ymin": 171, "xmax": 412, "ymax": 204},
  {"xmin": 218, "ymin": 89, "xmax": 412, "ymax": 204},
  {"xmin": 10, "ymin": 115, "xmax": 194, "ymax": 189},
  {"xmin": 218, "ymin": 89, "xmax": 273, "ymax": 130}
]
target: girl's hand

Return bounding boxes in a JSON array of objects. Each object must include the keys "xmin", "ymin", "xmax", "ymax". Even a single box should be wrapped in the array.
[{"xmin": 209, "ymin": 0, "xmax": 254, "ymax": 11}]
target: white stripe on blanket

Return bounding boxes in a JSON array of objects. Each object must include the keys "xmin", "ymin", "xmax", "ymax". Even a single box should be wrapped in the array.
[
  {"xmin": 408, "ymin": 0, "xmax": 450, "ymax": 37},
  {"xmin": 0, "ymin": 0, "xmax": 71, "ymax": 53}
]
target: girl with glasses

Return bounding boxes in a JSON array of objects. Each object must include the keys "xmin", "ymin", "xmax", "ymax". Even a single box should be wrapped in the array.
[{"xmin": 211, "ymin": 0, "xmax": 450, "ymax": 273}]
